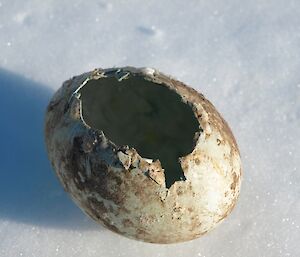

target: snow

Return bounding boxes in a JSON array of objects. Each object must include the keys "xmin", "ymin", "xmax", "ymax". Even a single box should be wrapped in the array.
[{"xmin": 0, "ymin": 0, "xmax": 299, "ymax": 256}]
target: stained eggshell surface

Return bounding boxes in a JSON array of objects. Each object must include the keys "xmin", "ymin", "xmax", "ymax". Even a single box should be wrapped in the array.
[{"xmin": 44, "ymin": 67, "xmax": 242, "ymax": 244}]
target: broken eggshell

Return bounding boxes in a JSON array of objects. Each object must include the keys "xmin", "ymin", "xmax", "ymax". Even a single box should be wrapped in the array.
[{"xmin": 44, "ymin": 67, "xmax": 242, "ymax": 244}]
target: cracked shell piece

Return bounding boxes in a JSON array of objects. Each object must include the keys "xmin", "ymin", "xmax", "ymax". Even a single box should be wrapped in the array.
[{"xmin": 44, "ymin": 67, "xmax": 242, "ymax": 244}]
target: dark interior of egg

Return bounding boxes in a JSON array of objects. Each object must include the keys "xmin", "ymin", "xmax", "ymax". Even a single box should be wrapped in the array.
[{"xmin": 79, "ymin": 75, "xmax": 200, "ymax": 188}]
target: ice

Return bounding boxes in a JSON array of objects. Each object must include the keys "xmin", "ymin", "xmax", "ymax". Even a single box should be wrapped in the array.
[{"xmin": 0, "ymin": 0, "xmax": 299, "ymax": 256}]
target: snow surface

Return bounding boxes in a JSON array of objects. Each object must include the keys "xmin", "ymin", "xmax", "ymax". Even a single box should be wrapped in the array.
[{"xmin": 0, "ymin": 0, "xmax": 299, "ymax": 256}]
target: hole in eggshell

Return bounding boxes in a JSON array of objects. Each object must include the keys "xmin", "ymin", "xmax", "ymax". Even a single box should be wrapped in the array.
[{"xmin": 79, "ymin": 74, "xmax": 200, "ymax": 188}]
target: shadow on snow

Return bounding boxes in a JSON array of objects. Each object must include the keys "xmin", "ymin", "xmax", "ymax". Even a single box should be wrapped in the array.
[{"xmin": 0, "ymin": 68, "xmax": 100, "ymax": 230}]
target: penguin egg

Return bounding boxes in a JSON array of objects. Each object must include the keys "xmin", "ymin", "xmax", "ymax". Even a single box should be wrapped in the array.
[{"xmin": 45, "ymin": 67, "xmax": 242, "ymax": 243}]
